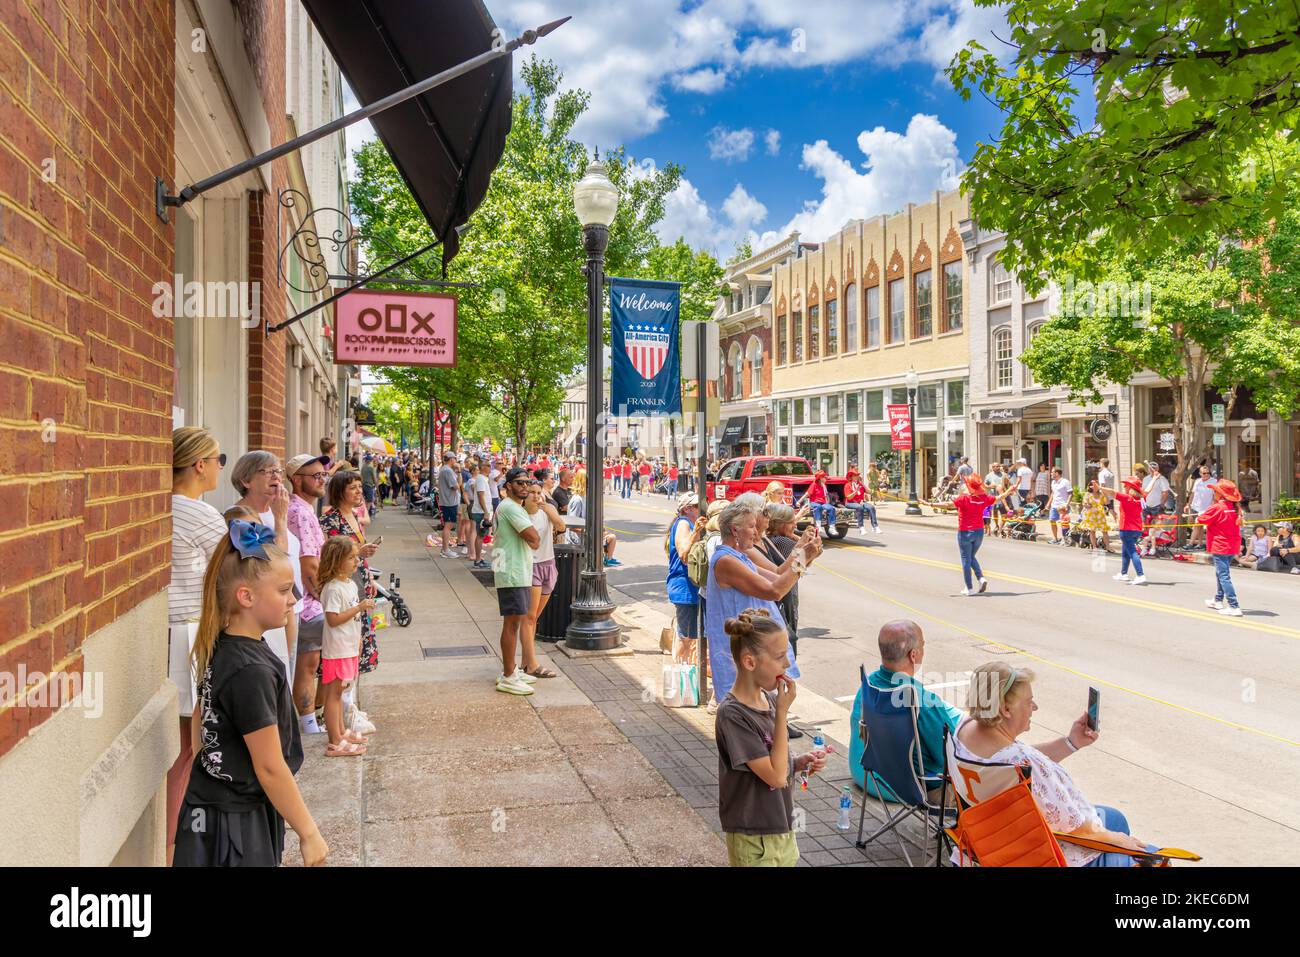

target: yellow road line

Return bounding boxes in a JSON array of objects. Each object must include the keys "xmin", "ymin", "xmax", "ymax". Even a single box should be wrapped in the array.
[
  {"xmin": 835, "ymin": 541, "xmax": 1300, "ymax": 640},
  {"xmin": 816, "ymin": 563, "xmax": 1300, "ymax": 749}
]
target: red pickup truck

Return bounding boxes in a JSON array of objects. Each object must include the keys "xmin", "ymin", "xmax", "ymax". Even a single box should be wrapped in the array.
[{"xmin": 704, "ymin": 455, "xmax": 853, "ymax": 539}]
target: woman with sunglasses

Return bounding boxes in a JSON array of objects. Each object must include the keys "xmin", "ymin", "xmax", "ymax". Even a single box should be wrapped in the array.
[{"xmin": 167, "ymin": 426, "xmax": 228, "ymax": 864}]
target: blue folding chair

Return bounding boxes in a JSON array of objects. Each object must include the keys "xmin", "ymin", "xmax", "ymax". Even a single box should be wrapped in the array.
[{"xmin": 854, "ymin": 665, "xmax": 955, "ymax": 866}]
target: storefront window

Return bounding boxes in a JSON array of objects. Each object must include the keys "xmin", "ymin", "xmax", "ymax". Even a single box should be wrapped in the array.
[
  {"xmin": 846, "ymin": 391, "xmax": 860, "ymax": 422},
  {"xmin": 1083, "ymin": 435, "xmax": 1108, "ymax": 485},
  {"xmin": 1150, "ymin": 386, "xmax": 1175, "ymax": 422},
  {"xmin": 810, "ymin": 396, "xmax": 822, "ymax": 424},
  {"xmin": 866, "ymin": 390, "xmax": 883, "ymax": 421},
  {"xmin": 778, "ymin": 400, "xmax": 790, "ymax": 427},
  {"xmin": 918, "ymin": 384, "xmax": 939, "ymax": 418},
  {"xmin": 947, "ymin": 380, "xmax": 965, "ymax": 416},
  {"xmin": 828, "ymin": 394, "xmax": 841, "ymax": 423},
  {"xmin": 779, "ymin": 435, "xmax": 790, "ymax": 455},
  {"xmin": 890, "ymin": 387, "xmax": 909, "ymax": 406},
  {"xmin": 847, "ymin": 433, "xmax": 859, "ymax": 469}
]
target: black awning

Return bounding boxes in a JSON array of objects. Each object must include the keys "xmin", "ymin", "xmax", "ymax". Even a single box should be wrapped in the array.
[
  {"xmin": 302, "ymin": 0, "xmax": 512, "ymax": 269},
  {"xmin": 720, "ymin": 417, "xmax": 748, "ymax": 443}
]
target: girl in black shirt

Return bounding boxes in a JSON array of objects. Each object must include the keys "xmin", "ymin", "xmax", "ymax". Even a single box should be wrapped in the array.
[{"xmin": 173, "ymin": 520, "xmax": 327, "ymax": 867}]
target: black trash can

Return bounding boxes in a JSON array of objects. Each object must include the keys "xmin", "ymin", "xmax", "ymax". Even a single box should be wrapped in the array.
[{"xmin": 538, "ymin": 541, "xmax": 582, "ymax": 641}]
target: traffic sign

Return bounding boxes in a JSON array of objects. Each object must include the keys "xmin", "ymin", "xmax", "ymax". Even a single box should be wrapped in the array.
[
  {"xmin": 1212, "ymin": 404, "xmax": 1226, "ymax": 427},
  {"xmin": 1212, "ymin": 432, "xmax": 1226, "ymax": 446}
]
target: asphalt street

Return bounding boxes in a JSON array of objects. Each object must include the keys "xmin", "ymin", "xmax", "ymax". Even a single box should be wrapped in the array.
[{"xmin": 597, "ymin": 491, "xmax": 1300, "ymax": 866}]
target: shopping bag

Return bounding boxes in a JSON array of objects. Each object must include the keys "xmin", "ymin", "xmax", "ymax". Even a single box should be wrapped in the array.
[
  {"xmin": 167, "ymin": 621, "xmax": 199, "ymax": 714},
  {"xmin": 659, "ymin": 626, "xmax": 674, "ymax": 655},
  {"xmin": 661, "ymin": 663, "xmax": 699, "ymax": 708},
  {"xmin": 372, "ymin": 612, "xmax": 389, "ymax": 630}
]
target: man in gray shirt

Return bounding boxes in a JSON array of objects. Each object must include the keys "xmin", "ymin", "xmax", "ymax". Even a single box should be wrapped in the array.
[{"xmin": 436, "ymin": 452, "xmax": 462, "ymax": 558}]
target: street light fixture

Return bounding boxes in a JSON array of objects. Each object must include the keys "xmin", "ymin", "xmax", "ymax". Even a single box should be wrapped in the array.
[
  {"xmin": 905, "ymin": 365, "xmax": 922, "ymax": 515},
  {"xmin": 567, "ymin": 157, "xmax": 622, "ymax": 651}
]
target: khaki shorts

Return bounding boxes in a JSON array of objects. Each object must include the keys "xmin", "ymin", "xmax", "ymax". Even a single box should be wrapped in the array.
[{"xmin": 725, "ymin": 831, "xmax": 800, "ymax": 867}]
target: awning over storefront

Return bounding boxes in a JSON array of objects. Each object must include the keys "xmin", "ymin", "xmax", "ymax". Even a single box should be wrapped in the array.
[
  {"xmin": 721, "ymin": 417, "xmax": 748, "ymax": 444},
  {"xmin": 302, "ymin": 0, "xmax": 512, "ymax": 269}
]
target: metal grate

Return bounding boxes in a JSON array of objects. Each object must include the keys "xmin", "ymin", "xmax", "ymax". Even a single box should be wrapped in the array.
[{"xmin": 421, "ymin": 644, "xmax": 492, "ymax": 659}]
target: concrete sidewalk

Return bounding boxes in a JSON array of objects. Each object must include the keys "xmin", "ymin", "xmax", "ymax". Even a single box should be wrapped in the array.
[
  {"xmin": 284, "ymin": 506, "xmax": 725, "ymax": 867},
  {"xmin": 284, "ymin": 502, "xmax": 937, "ymax": 867}
]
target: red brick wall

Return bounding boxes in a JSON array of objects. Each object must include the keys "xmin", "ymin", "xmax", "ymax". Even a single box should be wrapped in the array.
[
  {"xmin": 236, "ymin": 0, "xmax": 288, "ymax": 459},
  {"xmin": 720, "ymin": 327, "xmax": 772, "ymax": 400},
  {"xmin": 0, "ymin": 0, "xmax": 174, "ymax": 757}
]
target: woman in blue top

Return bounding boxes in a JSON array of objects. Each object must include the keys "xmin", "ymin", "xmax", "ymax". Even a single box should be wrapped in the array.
[
  {"xmin": 665, "ymin": 493, "xmax": 702, "ymax": 661},
  {"xmin": 705, "ymin": 495, "xmax": 816, "ymax": 705}
]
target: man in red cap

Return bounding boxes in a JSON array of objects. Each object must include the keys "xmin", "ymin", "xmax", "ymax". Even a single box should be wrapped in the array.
[
  {"xmin": 844, "ymin": 467, "xmax": 880, "ymax": 534},
  {"xmin": 1198, "ymin": 479, "xmax": 1244, "ymax": 616},
  {"xmin": 952, "ymin": 474, "xmax": 1016, "ymax": 595},
  {"xmin": 1099, "ymin": 476, "xmax": 1148, "ymax": 584},
  {"xmin": 799, "ymin": 469, "xmax": 836, "ymax": 535}
]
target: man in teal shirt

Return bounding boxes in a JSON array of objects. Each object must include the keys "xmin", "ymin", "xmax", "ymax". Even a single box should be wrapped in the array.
[
  {"xmin": 493, "ymin": 467, "xmax": 541, "ymax": 696},
  {"xmin": 852, "ymin": 620, "xmax": 962, "ymax": 800}
]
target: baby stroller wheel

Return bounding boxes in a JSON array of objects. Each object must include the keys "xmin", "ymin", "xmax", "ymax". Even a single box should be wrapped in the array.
[{"xmin": 393, "ymin": 603, "xmax": 412, "ymax": 627}]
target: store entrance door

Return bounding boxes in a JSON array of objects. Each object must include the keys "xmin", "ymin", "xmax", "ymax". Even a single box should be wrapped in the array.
[{"xmin": 1037, "ymin": 439, "xmax": 1062, "ymax": 470}]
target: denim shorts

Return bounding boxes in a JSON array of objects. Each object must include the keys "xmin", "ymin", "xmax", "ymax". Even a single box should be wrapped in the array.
[{"xmin": 440, "ymin": 505, "xmax": 459, "ymax": 524}]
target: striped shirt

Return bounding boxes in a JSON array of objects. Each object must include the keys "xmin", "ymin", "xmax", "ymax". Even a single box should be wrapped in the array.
[{"xmin": 169, "ymin": 494, "xmax": 226, "ymax": 624}]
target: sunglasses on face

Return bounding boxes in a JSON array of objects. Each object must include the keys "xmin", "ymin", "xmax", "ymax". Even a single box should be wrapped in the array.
[
  {"xmin": 304, "ymin": 471, "xmax": 328, "ymax": 481},
  {"xmin": 203, "ymin": 454, "xmax": 228, "ymax": 466}
]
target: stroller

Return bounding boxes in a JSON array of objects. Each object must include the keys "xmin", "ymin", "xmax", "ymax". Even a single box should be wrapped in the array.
[
  {"xmin": 366, "ymin": 568, "xmax": 412, "ymax": 627},
  {"xmin": 1006, "ymin": 500, "xmax": 1043, "ymax": 541},
  {"xmin": 930, "ymin": 474, "xmax": 961, "ymax": 512}
]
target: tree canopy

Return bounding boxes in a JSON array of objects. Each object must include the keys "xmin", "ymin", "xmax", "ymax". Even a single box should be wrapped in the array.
[{"xmin": 948, "ymin": 2, "xmax": 1300, "ymax": 288}]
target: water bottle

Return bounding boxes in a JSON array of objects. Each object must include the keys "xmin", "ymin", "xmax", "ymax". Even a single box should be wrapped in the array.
[{"xmin": 836, "ymin": 787, "xmax": 852, "ymax": 830}]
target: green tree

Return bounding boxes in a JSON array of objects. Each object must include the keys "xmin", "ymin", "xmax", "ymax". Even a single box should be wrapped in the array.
[
  {"xmin": 365, "ymin": 383, "xmax": 426, "ymax": 446},
  {"xmin": 947, "ymin": 2, "xmax": 1300, "ymax": 287},
  {"xmin": 637, "ymin": 238, "xmax": 724, "ymax": 325},
  {"xmin": 1021, "ymin": 223, "xmax": 1300, "ymax": 506},
  {"xmin": 349, "ymin": 57, "xmax": 681, "ymax": 451}
]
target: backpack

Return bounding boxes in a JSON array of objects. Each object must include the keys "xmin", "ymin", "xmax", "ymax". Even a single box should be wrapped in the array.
[{"xmin": 687, "ymin": 539, "xmax": 711, "ymax": 589}]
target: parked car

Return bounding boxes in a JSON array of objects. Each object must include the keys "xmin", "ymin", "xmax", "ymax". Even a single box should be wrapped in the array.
[{"xmin": 705, "ymin": 456, "xmax": 853, "ymax": 539}]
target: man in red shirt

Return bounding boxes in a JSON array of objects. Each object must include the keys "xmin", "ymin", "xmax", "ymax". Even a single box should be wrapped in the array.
[
  {"xmin": 667, "ymin": 463, "xmax": 679, "ymax": 497},
  {"xmin": 844, "ymin": 468, "xmax": 880, "ymax": 534},
  {"xmin": 953, "ymin": 475, "xmax": 1015, "ymax": 595},
  {"xmin": 620, "ymin": 458, "xmax": 633, "ymax": 499},
  {"xmin": 638, "ymin": 459, "xmax": 652, "ymax": 496},
  {"xmin": 1100, "ymin": 476, "xmax": 1148, "ymax": 585},
  {"xmin": 1197, "ymin": 479, "xmax": 1244, "ymax": 616},
  {"xmin": 799, "ymin": 470, "xmax": 836, "ymax": 533}
]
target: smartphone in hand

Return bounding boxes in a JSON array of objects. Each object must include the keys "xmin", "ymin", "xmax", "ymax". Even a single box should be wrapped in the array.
[{"xmin": 1086, "ymin": 687, "xmax": 1100, "ymax": 732}]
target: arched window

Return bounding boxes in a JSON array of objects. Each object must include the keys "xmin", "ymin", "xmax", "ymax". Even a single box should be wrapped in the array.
[
  {"xmin": 993, "ymin": 327, "xmax": 1013, "ymax": 390},
  {"xmin": 747, "ymin": 337, "xmax": 763, "ymax": 395},
  {"xmin": 719, "ymin": 347, "xmax": 729, "ymax": 396},
  {"xmin": 729, "ymin": 342, "xmax": 743, "ymax": 400}
]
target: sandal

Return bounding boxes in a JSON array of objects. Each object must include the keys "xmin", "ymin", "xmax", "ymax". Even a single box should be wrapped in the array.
[
  {"xmin": 523, "ymin": 665, "xmax": 558, "ymax": 679},
  {"xmin": 342, "ymin": 729, "xmax": 369, "ymax": 745},
  {"xmin": 325, "ymin": 740, "xmax": 367, "ymax": 757}
]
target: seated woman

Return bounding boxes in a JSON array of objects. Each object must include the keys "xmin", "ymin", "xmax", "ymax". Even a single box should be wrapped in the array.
[
  {"xmin": 1271, "ymin": 522, "xmax": 1299, "ymax": 573},
  {"xmin": 953, "ymin": 662, "xmax": 1155, "ymax": 867},
  {"xmin": 1236, "ymin": 525, "xmax": 1271, "ymax": 569}
]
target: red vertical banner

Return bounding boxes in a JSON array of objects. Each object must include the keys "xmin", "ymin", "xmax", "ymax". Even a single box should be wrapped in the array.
[{"xmin": 887, "ymin": 404, "xmax": 913, "ymax": 450}]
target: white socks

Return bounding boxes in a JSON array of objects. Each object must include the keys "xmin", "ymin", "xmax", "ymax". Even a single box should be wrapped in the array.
[{"xmin": 299, "ymin": 713, "xmax": 321, "ymax": 734}]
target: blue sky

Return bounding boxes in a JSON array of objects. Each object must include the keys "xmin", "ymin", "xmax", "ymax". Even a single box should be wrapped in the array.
[{"xmin": 347, "ymin": 0, "xmax": 1026, "ymax": 259}]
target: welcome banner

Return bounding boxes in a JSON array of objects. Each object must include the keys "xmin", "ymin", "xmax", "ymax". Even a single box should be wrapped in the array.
[{"xmin": 609, "ymin": 277, "xmax": 681, "ymax": 416}]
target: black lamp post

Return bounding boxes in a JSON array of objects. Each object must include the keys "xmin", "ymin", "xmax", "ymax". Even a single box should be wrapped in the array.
[
  {"xmin": 566, "ymin": 157, "xmax": 622, "ymax": 651},
  {"xmin": 905, "ymin": 366, "xmax": 922, "ymax": 515}
]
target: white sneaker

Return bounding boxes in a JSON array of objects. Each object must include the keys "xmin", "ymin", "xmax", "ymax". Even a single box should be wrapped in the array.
[
  {"xmin": 440, "ymin": 549, "xmax": 453, "ymax": 559},
  {"xmin": 1218, "ymin": 605, "xmax": 1244, "ymax": 617},
  {"xmin": 496, "ymin": 673, "xmax": 534, "ymax": 696},
  {"xmin": 1291, "ymin": 567, "xmax": 1299, "ymax": 575},
  {"xmin": 1113, "ymin": 573, "xmax": 1129, "ymax": 582},
  {"xmin": 873, "ymin": 526, "xmax": 882, "ymax": 534},
  {"xmin": 1204, "ymin": 599, "xmax": 1224, "ymax": 610},
  {"xmin": 978, "ymin": 578, "xmax": 988, "ymax": 593},
  {"xmin": 960, "ymin": 587, "xmax": 971, "ymax": 596},
  {"xmin": 502, "ymin": 669, "xmax": 537, "ymax": 685},
  {"xmin": 1129, "ymin": 576, "xmax": 1147, "ymax": 585}
]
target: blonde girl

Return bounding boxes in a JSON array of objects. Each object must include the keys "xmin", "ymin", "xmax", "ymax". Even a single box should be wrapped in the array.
[
  {"xmin": 317, "ymin": 537, "xmax": 373, "ymax": 756},
  {"xmin": 173, "ymin": 520, "xmax": 327, "ymax": 867}
]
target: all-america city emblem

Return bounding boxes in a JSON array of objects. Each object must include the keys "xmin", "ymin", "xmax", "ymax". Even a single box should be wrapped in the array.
[{"xmin": 623, "ymin": 323, "xmax": 670, "ymax": 380}]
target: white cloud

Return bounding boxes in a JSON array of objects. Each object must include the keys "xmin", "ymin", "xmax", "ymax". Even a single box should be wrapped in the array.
[
  {"xmin": 911, "ymin": 0, "xmax": 1011, "ymax": 75},
  {"xmin": 656, "ymin": 179, "xmax": 768, "ymax": 258},
  {"xmin": 708, "ymin": 126, "xmax": 755, "ymax": 163},
  {"xmin": 488, "ymin": 1, "xmax": 1008, "ymax": 146},
  {"xmin": 764, "ymin": 128, "xmax": 781, "ymax": 155},
  {"xmin": 754, "ymin": 113, "xmax": 963, "ymax": 246}
]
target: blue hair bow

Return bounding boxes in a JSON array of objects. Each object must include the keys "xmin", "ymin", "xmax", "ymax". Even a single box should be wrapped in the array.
[{"xmin": 229, "ymin": 520, "xmax": 276, "ymax": 560}]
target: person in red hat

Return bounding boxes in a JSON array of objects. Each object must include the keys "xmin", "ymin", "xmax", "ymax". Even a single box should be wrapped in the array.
[
  {"xmin": 798, "ymin": 469, "xmax": 836, "ymax": 535},
  {"xmin": 1098, "ymin": 476, "xmax": 1149, "ymax": 584},
  {"xmin": 952, "ymin": 474, "xmax": 1016, "ymax": 595},
  {"xmin": 843, "ymin": 468, "xmax": 880, "ymax": 534},
  {"xmin": 1197, "ymin": 479, "xmax": 1244, "ymax": 616}
]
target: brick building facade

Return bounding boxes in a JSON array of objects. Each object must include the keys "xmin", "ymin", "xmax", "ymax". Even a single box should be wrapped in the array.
[{"xmin": 0, "ymin": 0, "xmax": 308, "ymax": 865}]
